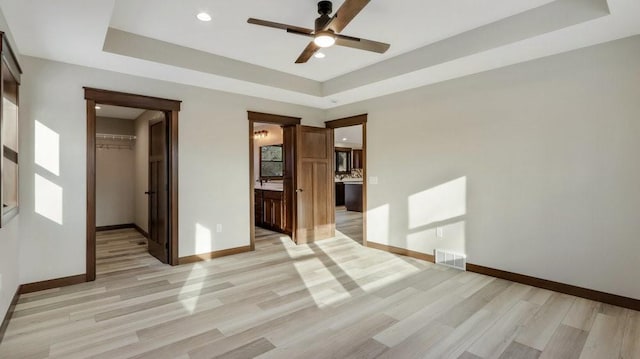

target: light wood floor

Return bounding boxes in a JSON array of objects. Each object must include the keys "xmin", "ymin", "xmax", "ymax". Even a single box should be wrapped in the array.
[
  {"xmin": 1, "ymin": 228, "xmax": 638, "ymax": 358},
  {"xmin": 335, "ymin": 205, "xmax": 363, "ymax": 245},
  {"xmin": 95, "ymin": 229, "xmax": 159, "ymax": 276}
]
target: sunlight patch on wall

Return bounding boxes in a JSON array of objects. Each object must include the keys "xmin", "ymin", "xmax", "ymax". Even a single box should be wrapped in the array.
[
  {"xmin": 35, "ymin": 121, "xmax": 60, "ymax": 176},
  {"xmin": 408, "ymin": 176, "xmax": 466, "ymax": 229},
  {"xmin": 35, "ymin": 174, "xmax": 63, "ymax": 224},
  {"xmin": 366, "ymin": 204, "xmax": 390, "ymax": 245},
  {"xmin": 195, "ymin": 223, "xmax": 212, "ymax": 255}
]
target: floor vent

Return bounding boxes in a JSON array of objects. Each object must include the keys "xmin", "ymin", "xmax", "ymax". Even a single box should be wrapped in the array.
[{"xmin": 435, "ymin": 249, "xmax": 467, "ymax": 270}]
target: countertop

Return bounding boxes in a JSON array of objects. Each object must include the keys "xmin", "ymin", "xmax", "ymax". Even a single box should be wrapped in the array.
[
  {"xmin": 336, "ymin": 178, "xmax": 362, "ymax": 184},
  {"xmin": 335, "ymin": 178, "xmax": 363, "ymax": 184},
  {"xmin": 255, "ymin": 182, "xmax": 284, "ymax": 191}
]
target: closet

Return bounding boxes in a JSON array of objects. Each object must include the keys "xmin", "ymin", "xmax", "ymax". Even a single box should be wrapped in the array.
[{"xmin": 95, "ymin": 118, "xmax": 137, "ymax": 228}]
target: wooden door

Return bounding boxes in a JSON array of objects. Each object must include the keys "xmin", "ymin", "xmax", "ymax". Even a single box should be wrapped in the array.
[
  {"xmin": 147, "ymin": 116, "xmax": 169, "ymax": 263},
  {"xmin": 352, "ymin": 149, "xmax": 363, "ymax": 169},
  {"xmin": 290, "ymin": 125, "xmax": 335, "ymax": 244}
]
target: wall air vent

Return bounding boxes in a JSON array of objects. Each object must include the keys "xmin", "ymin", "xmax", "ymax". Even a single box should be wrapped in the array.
[{"xmin": 435, "ymin": 249, "xmax": 467, "ymax": 270}]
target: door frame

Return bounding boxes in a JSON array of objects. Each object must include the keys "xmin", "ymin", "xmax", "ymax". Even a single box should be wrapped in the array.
[
  {"xmin": 325, "ymin": 114, "xmax": 368, "ymax": 246},
  {"xmin": 247, "ymin": 111, "xmax": 301, "ymax": 250},
  {"xmin": 84, "ymin": 87, "xmax": 181, "ymax": 281}
]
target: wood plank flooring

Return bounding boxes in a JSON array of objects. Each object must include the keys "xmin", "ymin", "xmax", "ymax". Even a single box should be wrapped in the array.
[
  {"xmin": 95, "ymin": 229, "xmax": 160, "ymax": 276},
  {"xmin": 1, "ymin": 228, "xmax": 638, "ymax": 358},
  {"xmin": 335, "ymin": 205, "xmax": 363, "ymax": 245}
]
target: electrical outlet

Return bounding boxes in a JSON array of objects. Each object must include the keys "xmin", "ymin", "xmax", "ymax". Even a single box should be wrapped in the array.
[
  {"xmin": 216, "ymin": 224, "xmax": 222, "ymax": 233},
  {"xmin": 436, "ymin": 227, "xmax": 444, "ymax": 238},
  {"xmin": 369, "ymin": 176, "xmax": 378, "ymax": 185}
]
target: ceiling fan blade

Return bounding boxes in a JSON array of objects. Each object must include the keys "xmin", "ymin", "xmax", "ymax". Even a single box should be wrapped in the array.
[
  {"xmin": 295, "ymin": 42, "xmax": 320, "ymax": 63},
  {"xmin": 335, "ymin": 34, "xmax": 390, "ymax": 53},
  {"xmin": 247, "ymin": 18, "xmax": 314, "ymax": 35},
  {"xmin": 326, "ymin": 0, "xmax": 370, "ymax": 33},
  {"xmin": 286, "ymin": 28, "xmax": 314, "ymax": 38}
]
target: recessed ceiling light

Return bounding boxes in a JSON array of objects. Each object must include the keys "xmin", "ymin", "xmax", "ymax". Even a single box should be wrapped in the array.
[
  {"xmin": 196, "ymin": 12, "xmax": 212, "ymax": 22},
  {"xmin": 95, "ymin": 105, "xmax": 101, "ymax": 110},
  {"xmin": 314, "ymin": 52, "xmax": 326, "ymax": 59},
  {"xmin": 342, "ymin": 137, "xmax": 347, "ymax": 141}
]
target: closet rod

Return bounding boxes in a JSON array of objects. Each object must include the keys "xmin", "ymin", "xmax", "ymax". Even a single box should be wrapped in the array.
[{"xmin": 96, "ymin": 133, "xmax": 137, "ymax": 141}]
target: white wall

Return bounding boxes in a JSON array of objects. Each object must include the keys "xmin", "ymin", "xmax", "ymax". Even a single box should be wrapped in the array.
[
  {"xmin": 17, "ymin": 56, "xmax": 325, "ymax": 284},
  {"xmin": 133, "ymin": 110, "xmax": 163, "ymax": 233},
  {"xmin": 253, "ymin": 123, "xmax": 283, "ymax": 182},
  {"xmin": 0, "ymin": 6, "xmax": 21, "ymax": 324},
  {"xmin": 96, "ymin": 117, "xmax": 135, "ymax": 227},
  {"xmin": 96, "ymin": 148, "xmax": 134, "ymax": 226},
  {"xmin": 96, "ymin": 116, "xmax": 135, "ymax": 135},
  {"xmin": 327, "ymin": 35, "xmax": 640, "ymax": 300}
]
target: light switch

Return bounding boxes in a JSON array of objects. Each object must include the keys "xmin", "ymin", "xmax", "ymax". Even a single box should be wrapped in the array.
[{"xmin": 369, "ymin": 176, "xmax": 378, "ymax": 185}]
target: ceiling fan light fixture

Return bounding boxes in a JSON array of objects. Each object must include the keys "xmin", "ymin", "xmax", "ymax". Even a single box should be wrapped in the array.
[{"xmin": 314, "ymin": 30, "xmax": 336, "ymax": 48}]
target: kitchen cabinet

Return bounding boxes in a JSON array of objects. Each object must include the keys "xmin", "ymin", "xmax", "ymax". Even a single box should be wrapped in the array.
[
  {"xmin": 255, "ymin": 189, "xmax": 285, "ymax": 232},
  {"xmin": 335, "ymin": 182, "xmax": 345, "ymax": 206},
  {"xmin": 345, "ymin": 183, "xmax": 363, "ymax": 212}
]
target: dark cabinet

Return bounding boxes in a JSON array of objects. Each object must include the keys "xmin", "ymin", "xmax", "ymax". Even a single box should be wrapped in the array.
[
  {"xmin": 255, "ymin": 189, "xmax": 285, "ymax": 232},
  {"xmin": 352, "ymin": 149, "xmax": 363, "ymax": 169},
  {"xmin": 254, "ymin": 189, "xmax": 263, "ymax": 226},
  {"xmin": 345, "ymin": 183, "xmax": 363, "ymax": 212},
  {"xmin": 335, "ymin": 182, "xmax": 345, "ymax": 206}
]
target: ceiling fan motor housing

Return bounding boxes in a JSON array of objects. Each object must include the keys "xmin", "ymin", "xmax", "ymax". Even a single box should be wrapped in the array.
[
  {"xmin": 317, "ymin": 1, "xmax": 333, "ymax": 15},
  {"xmin": 315, "ymin": 1, "xmax": 333, "ymax": 31}
]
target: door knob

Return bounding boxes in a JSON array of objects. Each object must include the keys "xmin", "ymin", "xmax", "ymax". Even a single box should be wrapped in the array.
[
  {"xmin": 144, "ymin": 191, "xmax": 155, "ymax": 195},
  {"xmin": 296, "ymin": 189, "xmax": 303, "ymax": 192}
]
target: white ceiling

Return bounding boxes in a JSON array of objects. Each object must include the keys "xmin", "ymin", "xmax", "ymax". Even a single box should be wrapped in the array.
[
  {"xmin": 95, "ymin": 104, "xmax": 146, "ymax": 120},
  {"xmin": 335, "ymin": 125, "xmax": 362, "ymax": 146},
  {"xmin": 1, "ymin": 0, "xmax": 639, "ymax": 109},
  {"xmin": 108, "ymin": 0, "xmax": 555, "ymax": 81}
]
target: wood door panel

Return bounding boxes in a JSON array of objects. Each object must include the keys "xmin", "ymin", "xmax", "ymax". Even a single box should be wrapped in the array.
[
  {"xmin": 148, "ymin": 118, "xmax": 168, "ymax": 264},
  {"xmin": 295, "ymin": 125, "xmax": 335, "ymax": 243},
  {"xmin": 310, "ymin": 161, "xmax": 332, "ymax": 238},
  {"xmin": 283, "ymin": 126, "xmax": 296, "ymax": 237},
  {"xmin": 300, "ymin": 131, "xmax": 330, "ymax": 159}
]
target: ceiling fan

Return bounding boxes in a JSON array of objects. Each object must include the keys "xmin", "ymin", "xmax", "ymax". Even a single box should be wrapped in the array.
[{"xmin": 247, "ymin": 0, "xmax": 390, "ymax": 63}]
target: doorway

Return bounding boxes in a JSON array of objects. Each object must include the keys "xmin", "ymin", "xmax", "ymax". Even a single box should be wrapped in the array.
[
  {"xmin": 94, "ymin": 105, "xmax": 165, "ymax": 275},
  {"xmin": 85, "ymin": 88, "xmax": 181, "ymax": 281},
  {"xmin": 248, "ymin": 111, "xmax": 335, "ymax": 247},
  {"xmin": 326, "ymin": 115, "xmax": 367, "ymax": 246},
  {"xmin": 248, "ymin": 112, "xmax": 300, "ymax": 249}
]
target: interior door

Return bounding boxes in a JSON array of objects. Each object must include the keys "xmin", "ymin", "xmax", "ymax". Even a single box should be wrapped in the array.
[
  {"xmin": 147, "ymin": 115, "xmax": 169, "ymax": 263},
  {"xmin": 284, "ymin": 125, "xmax": 334, "ymax": 244}
]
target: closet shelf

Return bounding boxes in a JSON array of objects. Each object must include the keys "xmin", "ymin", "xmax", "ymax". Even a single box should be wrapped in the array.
[{"xmin": 96, "ymin": 133, "xmax": 136, "ymax": 141}]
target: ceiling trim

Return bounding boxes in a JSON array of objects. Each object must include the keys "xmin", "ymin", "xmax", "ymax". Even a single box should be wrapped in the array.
[
  {"xmin": 323, "ymin": 0, "xmax": 610, "ymax": 95},
  {"xmin": 84, "ymin": 86, "xmax": 181, "ymax": 111},
  {"xmin": 101, "ymin": 0, "xmax": 608, "ymax": 101},
  {"xmin": 103, "ymin": 28, "xmax": 322, "ymax": 97},
  {"xmin": 325, "ymin": 114, "xmax": 367, "ymax": 128},
  {"xmin": 247, "ymin": 111, "xmax": 301, "ymax": 125}
]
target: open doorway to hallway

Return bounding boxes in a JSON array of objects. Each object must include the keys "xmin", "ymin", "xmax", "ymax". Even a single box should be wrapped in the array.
[
  {"xmin": 94, "ymin": 105, "xmax": 167, "ymax": 276},
  {"xmin": 333, "ymin": 125, "xmax": 364, "ymax": 245}
]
